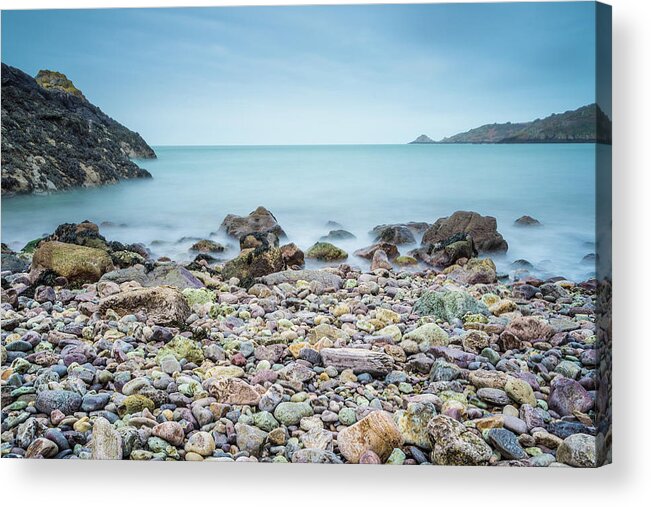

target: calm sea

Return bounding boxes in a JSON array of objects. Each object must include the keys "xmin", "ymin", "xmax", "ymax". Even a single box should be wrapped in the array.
[{"xmin": 1, "ymin": 144, "xmax": 600, "ymax": 281}]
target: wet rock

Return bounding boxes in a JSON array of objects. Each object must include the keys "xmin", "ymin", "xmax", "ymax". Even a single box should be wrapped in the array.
[
  {"xmin": 280, "ymin": 243, "xmax": 305, "ymax": 268},
  {"xmin": 514, "ymin": 215, "xmax": 541, "ymax": 226},
  {"xmin": 220, "ymin": 206, "xmax": 286, "ymax": 239},
  {"xmin": 305, "ymin": 242, "xmax": 348, "ymax": 262},
  {"xmin": 354, "ymin": 242, "xmax": 399, "ymax": 260},
  {"xmin": 422, "ymin": 211, "xmax": 508, "ymax": 252},
  {"xmin": 222, "ymin": 246, "xmax": 284, "ymax": 288},
  {"xmin": 372, "ymin": 224, "xmax": 416, "ymax": 245}
]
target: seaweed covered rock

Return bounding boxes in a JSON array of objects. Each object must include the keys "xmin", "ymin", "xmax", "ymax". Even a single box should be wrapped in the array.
[
  {"xmin": 222, "ymin": 246, "xmax": 284, "ymax": 288},
  {"xmin": 30, "ymin": 240, "xmax": 114, "ymax": 287},
  {"xmin": 305, "ymin": 242, "xmax": 348, "ymax": 262},
  {"xmin": 416, "ymin": 233, "xmax": 477, "ymax": 268}
]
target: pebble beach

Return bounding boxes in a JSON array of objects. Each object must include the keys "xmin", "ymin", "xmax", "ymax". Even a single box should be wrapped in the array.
[{"xmin": 0, "ymin": 208, "xmax": 611, "ymax": 466}]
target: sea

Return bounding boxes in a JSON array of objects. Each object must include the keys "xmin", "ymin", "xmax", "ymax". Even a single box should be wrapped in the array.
[{"xmin": 1, "ymin": 143, "xmax": 603, "ymax": 281}]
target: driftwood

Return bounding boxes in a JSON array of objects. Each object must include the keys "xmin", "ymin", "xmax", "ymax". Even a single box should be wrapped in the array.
[{"xmin": 320, "ymin": 348, "xmax": 394, "ymax": 376}]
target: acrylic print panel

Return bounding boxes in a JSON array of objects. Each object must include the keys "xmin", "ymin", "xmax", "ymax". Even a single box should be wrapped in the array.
[{"xmin": 0, "ymin": 2, "xmax": 612, "ymax": 466}]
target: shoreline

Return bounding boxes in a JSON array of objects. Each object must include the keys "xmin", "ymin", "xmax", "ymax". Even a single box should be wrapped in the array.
[{"xmin": 1, "ymin": 214, "xmax": 607, "ymax": 466}]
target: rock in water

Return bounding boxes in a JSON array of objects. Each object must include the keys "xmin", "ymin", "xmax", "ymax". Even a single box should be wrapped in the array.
[
  {"xmin": 99, "ymin": 286, "xmax": 191, "ymax": 326},
  {"xmin": 1, "ymin": 64, "xmax": 154, "ymax": 196},
  {"xmin": 219, "ymin": 206, "xmax": 286, "ymax": 239},
  {"xmin": 421, "ymin": 211, "xmax": 508, "ymax": 253},
  {"xmin": 305, "ymin": 242, "xmax": 348, "ymax": 261},
  {"xmin": 337, "ymin": 411, "xmax": 403, "ymax": 463},
  {"xmin": 90, "ymin": 417, "xmax": 123, "ymax": 460},
  {"xmin": 514, "ymin": 215, "xmax": 541, "ymax": 226},
  {"xmin": 428, "ymin": 415, "xmax": 492, "ymax": 466},
  {"xmin": 30, "ymin": 241, "xmax": 114, "ymax": 287}
]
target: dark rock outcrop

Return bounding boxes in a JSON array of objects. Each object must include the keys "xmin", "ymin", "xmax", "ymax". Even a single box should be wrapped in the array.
[
  {"xmin": 1, "ymin": 64, "xmax": 155, "ymax": 196},
  {"xmin": 219, "ymin": 207, "xmax": 286, "ymax": 239},
  {"xmin": 421, "ymin": 211, "xmax": 508, "ymax": 253}
]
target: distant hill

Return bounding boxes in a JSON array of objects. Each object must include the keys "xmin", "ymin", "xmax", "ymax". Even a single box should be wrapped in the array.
[
  {"xmin": 409, "ymin": 134, "xmax": 436, "ymax": 144},
  {"xmin": 412, "ymin": 104, "xmax": 611, "ymax": 145}
]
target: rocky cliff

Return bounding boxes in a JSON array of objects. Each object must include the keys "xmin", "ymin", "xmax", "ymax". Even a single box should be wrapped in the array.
[{"xmin": 1, "ymin": 64, "xmax": 156, "ymax": 196}]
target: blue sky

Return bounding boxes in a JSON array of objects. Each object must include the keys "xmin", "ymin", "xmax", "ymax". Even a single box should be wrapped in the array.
[{"xmin": 2, "ymin": 3, "xmax": 602, "ymax": 145}]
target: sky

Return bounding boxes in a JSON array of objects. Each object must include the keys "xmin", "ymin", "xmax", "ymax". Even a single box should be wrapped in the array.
[{"xmin": 1, "ymin": 3, "xmax": 605, "ymax": 145}]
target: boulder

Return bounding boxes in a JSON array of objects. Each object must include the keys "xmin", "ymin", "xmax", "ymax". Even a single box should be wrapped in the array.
[
  {"xmin": 445, "ymin": 258, "xmax": 497, "ymax": 285},
  {"xmin": 90, "ymin": 417, "xmax": 123, "ymax": 460},
  {"xmin": 354, "ymin": 242, "xmax": 399, "ymax": 260},
  {"xmin": 100, "ymin": 263, "xmax": 204, "ymax": 290},
  {"xmin": 239, "ymin": 231, "xmax": 279, "ymax": 250},
  {"xmin": 260, "ymin": 269, "xmax": 342, "ymax": 289},
  {"xmin": 219, "ymin": 206, "xmax": 286, "ymax": 239},
  {"xmin": 414, "ymin": 290, "xmax": 489, "ymax": 322},
  {"xmin": 30, "ymin": 241, "xmax": 114, "ymax": 287},
  {"xmin": 204, "ymin": 378, "xmax": 261, "ymax": 405},
  {"xmin": 99, "ymin": 286, "xmax": 190, "ymax": 326},
  {"xmin": 548, "ymin": 377, "xmax": 594, "ymax": 416},
  {"xmin": 320, "ymin": 348, "xmax": 394, "ymax": 376},
  {"xmin": 221, "ymin": 246, "xmax": 284, "ymax": 288},
  {"xmin": 336, "ymin": 411, "xmax": 403, "ymax": 463},
  {"xmin": 190, "ymin": 239, "xmax": 225, "ymax": 254},
  {"xmin": 372, "ymin": 224, "xmax": 416, "ymax": 245},
  {"xmin": 514, "ymin": 215, "xmax": 541, "ymax": 226},
  {"xmin": 280, "ymin": 243, "xmax": 305, "ymax": 268},
  {"xmin": 556, "ymin": 433, "xmax": 597, "ymax": 467},
  {"xmin": 416, "ymin": 233, "xmax": 477, "ymax": 268},
  {"xmin": 394, "ymin": 402, "xmax": 436, "ymax": 450},
  {"xmin": 371, "ymin": 249, "xmax": 392, "ymax": 270},
  {"xmin": 503, "ymin": 316, "xmax": 554, "ymax": 343},
  {"xmin": 305, "ymin": 242, "xmax": 348, "ymax": 262},
  {"xmin": 422, "ymin": 211, "xmax": 508, "ymax": 253},
  {"xmin": 320, "ymin": 230, "xmax": 356, "ymax": 241},
  {"xmin": 428, "ymin": 415, "xmax": 492, "ymax": 466}
]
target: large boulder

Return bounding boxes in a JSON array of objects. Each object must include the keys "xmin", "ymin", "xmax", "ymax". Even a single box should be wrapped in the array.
[
  {"xmin": 99, "ymin": 286, "xmax": 190, "ymax": 326},
  {"xmin": 221, "ymin": 246, "xmax": 284, "ymax": 288},
  {"xmin": 305, "ymin": 242, "xmax": 348, "ymax": 262},
  {"xmin": 101, "ymin": 263, "xmax": 204, "ymax": 290},
  {"xmin": 422, "ymin": 211, "xmax": 508, "ymax": 253},
  {"xmin": 30, "ymin": 240, "xmax": 114, "ymax": 287},
  {"xmin": 259, "ymin": 269, "xmax": 343, "ymax": 290},
  {"xmin": 336, "ymin": 411, "xmax": 403, "ymax": 463},
  {"xmin": 219, "ymin": 206, "xmax": 285, "ymax": 239}
]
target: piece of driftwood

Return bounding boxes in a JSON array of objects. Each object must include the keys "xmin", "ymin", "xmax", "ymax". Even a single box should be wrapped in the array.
[{"xmin": 320, "ymin": 348, "xmax": 394, "ymax": 376}]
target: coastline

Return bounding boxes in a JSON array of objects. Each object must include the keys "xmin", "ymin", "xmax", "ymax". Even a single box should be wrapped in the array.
[{"xmin": 1, "ymin": 213, "xmax": 606, "ymax": 466}]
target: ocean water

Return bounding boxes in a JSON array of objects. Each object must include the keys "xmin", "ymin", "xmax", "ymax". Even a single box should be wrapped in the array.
[{"xmin": 1, "ymin": 144, "xmax": 599, "ymax": 281}]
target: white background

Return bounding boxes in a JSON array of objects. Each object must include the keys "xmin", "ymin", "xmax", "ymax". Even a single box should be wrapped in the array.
[{"xmin": 0, "ymin": 0, "xmax": 649, "ymax": 505}]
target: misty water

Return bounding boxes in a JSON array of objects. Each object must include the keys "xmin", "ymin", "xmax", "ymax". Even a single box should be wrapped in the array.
[{"xmin": 1, "ymin": 144, "xmax": 599, "ymax": 281}]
